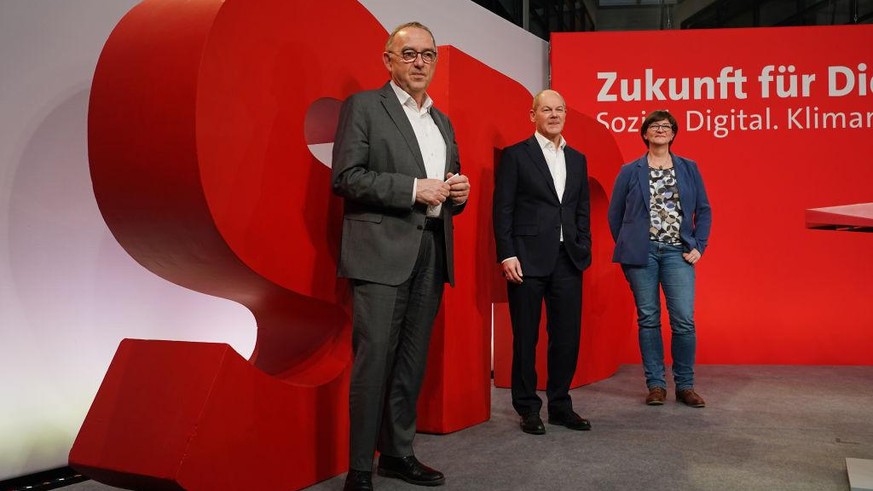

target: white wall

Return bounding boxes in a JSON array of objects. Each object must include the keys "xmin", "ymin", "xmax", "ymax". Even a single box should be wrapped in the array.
[
  {"xmin": 0, "ymin": 0, "xmax": 258, "ymax": 479},
  {"xmin": 360, "ymin": 0, "xmax": 548, "ymax": 94},
  {"xmin": 0, "ymin": 0, "xmax": 546, "ymax": 480}
]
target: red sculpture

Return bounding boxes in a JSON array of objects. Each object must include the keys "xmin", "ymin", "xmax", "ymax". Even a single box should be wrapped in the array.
[{"xmin": 70, "ymin": 1, "xmax": 631, "ymax": 489}]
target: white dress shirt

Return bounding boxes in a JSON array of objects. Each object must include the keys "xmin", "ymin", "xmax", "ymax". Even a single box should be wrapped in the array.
[
  {"xmin": 502, "ymin": 132, "xmax": 569, "ymax": 264},
  {"xmin": 390, "ymin": 81, "xmax": 446, "ymax": 217},
  {"xmin": 534, "ymin": 131, "xmax": 567, "ymax": 241}
]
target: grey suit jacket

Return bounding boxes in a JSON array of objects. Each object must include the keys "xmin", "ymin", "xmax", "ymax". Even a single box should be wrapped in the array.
[{"xmin": 331, "ymin": 82, "xmax": 465, "ymax": 286}]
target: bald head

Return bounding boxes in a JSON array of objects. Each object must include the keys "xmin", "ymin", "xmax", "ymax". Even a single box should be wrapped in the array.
[{"xmin": 532, "ymin": 89, "xmax": 565, "ymax": 111}]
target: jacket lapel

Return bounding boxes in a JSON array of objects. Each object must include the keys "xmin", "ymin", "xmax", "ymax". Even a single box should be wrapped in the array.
[
  {"xmin": 634, "ymin": 155, "xmax": 651, "ymax": 211},
  {"xmin": 673, "ymin": 157, "xmax": 692, "ymax": 214},
  {"xmin": 524, "ymin": 137, "xmax": 559, "ymax": 201},
  {"xmin": 563, "ymin": 149, "xmax": 581, "ymax": 202},
  {"xmin": 431, "ymin": 108, "xmax": 452, "ymax": 176},
  {"xmin": 379, "ymin": 83, "xmax": 427, "ymax": 177}
]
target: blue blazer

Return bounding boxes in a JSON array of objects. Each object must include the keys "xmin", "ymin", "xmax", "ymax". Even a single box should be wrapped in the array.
[{"xmin": 607, "ymin": 153, "xmax": 712, "ymax": 266}]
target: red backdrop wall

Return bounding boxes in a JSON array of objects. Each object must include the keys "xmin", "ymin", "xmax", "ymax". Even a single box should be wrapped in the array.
[
  {"xmin": 69, "ymin": 0, "xmax": 632, "ymax": 489},
  {"xmin": 70, "ymin": 6, "xmax": 872, "ymax": 490},
  {"xmin": 552, "ymin": 25, "xmax": 873, "ymax": 365}
]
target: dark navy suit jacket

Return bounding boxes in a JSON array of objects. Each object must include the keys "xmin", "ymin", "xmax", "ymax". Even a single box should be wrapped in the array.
[
  {"xmin": 607, "ymin": 153, "xmax": 712, "ymax": 266},
  {"xmin": 493, "ymin": 136, "xmax": 592, "ymax": 276}
]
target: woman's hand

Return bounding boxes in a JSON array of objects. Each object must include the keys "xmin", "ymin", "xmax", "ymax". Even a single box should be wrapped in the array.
[{"xmin": 683, "ymin": 248, "xmax": 702, "ymax": 265}]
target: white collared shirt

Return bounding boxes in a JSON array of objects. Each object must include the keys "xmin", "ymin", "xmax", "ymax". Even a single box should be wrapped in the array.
[
  {"xmin": 534, "ymin": 131, "xmax": 567, "ymax": 202},
  {"xmin": 390, "ymin": 81, "xmax": 446, "ymax": 217},
  {"xmin": 534, "ymin": 131, "xmax": 567, "ymax": 241},
  {"xmin": 502, "ymin": 132, "xmax": 570, "ymax": 264}
]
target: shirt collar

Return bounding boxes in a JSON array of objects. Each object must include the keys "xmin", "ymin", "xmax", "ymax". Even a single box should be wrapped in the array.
[
  {"xmin": 534, "ymin": 131, "xmax": 566, "ymax": 150},
  {"xmin": 390, "ymin": 80, "xmax": 433, "ymax": 112}
]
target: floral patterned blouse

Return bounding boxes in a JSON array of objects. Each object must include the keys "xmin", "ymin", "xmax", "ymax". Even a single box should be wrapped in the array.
[{"xmin": 649, "ymin": 167, "xmax": 682, "ymax": 244}]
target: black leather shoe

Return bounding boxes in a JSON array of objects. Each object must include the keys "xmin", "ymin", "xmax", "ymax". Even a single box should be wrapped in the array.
[
  {"xmin": 520, "ymin": 412, "xmax": 546, "ymax": 435},
  {"xmin": 343, "ymin": 470, "xmax": 373, "ymax": 491},
  {"xmin": 548, "ymin": 410, "xmax": 592, "ymax": 431},
  {"xmin": 377, "ymin": 454, "xmax": 445, "ymax": 486}
]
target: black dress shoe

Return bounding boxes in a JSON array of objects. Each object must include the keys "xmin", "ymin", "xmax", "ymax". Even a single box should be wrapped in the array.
[
  {"xmin": 548, "ymin": 410, "xmax": 592, "ymax": 431},
  {"xmin": 520, "ymin": 412, "xmax": 546, "ymax": 435},
  {"xmin": 343, "ymin": 470, "xmax": 373, "ymax": 491},
  {"xmin": 377, "ymin": 454, "xmax": 445, "ymax": 486}
]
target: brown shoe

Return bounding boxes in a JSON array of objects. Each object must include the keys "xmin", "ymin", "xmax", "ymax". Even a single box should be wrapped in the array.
[
  {"xmin": 646, "ymin": 387, "xmax": 667, "ymax": 405},
  {"xmin": 676, "ymin": 388, "xmax": 706, "ymax": 408}
]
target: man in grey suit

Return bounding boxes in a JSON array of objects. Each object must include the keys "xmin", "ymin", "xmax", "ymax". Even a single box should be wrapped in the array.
[{"xmin": 332, "ymin": 21, "xmax": 470, "ymax": 491}]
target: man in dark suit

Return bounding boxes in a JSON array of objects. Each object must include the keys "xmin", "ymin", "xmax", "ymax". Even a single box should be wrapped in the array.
[
  {"xmin": 332, "ymin": 21, "xmax": 470, "ymax": 491},
  {"xmin": 493, "ymin": 89, "xmax": 592, "ymax": 435}
]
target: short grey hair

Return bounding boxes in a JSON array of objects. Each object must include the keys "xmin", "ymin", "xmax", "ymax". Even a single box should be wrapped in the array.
[{"xmin": 385, "ymin": 21, "xmax": 436, "ymax": 51}]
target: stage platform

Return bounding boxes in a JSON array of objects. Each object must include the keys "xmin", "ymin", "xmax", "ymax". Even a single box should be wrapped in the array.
[{"xmin": 66, "ymin": 364, "xmax": 873, "ymax": 490}]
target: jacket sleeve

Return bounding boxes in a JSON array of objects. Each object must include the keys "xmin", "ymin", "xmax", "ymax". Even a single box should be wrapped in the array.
[
  {"xmin": 690, "ymin": 163, "xmax": 712, "ymax": 253},
  {"xmin": 446, "ymin": 118, "xmax": 466, "ymax": 217},
  {"xmin": 492, "ymin": 146, "xmax": 518, "ymax": 262},
  {"xmin": 574, "ymin": 152, "xmax": 592, "ymax": 255},
  {"xmin": 607, "ymin": 167, "xmax": 630, "ymax": 242}
]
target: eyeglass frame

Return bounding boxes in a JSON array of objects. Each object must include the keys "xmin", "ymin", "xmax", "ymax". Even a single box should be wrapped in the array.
[
  {"xmin": 648, "ymin": 123, "xmax": 674, "ymax": 132},
  {"xmin": 386, "ymin": 49, "xmax": 438, "ymax": 64}
]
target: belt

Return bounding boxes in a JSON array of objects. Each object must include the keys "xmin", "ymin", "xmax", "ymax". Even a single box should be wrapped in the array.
[{"xmin": 423, "ymin": 217, "xmax": 444, "ymax": 232}]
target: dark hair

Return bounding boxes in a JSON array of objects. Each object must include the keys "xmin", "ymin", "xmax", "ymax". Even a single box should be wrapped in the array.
[{"xmin": 640, "ymin": 110, "xmax": 678, "ymax": 148}]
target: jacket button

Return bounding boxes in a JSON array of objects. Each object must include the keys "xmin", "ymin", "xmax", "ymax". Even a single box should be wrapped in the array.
[{"xmin": 417, "ymin": 225, "xmax": 423, "ymax": 230}]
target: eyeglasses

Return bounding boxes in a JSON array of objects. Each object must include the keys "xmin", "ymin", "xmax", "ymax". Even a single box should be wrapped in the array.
[
  {"xmin": 648, "ymin": 124, "xmax": 673, "ymax": 132},
  {"xmin": 388, "ymin": 49, "xmax": 438, "ymax": 64}
]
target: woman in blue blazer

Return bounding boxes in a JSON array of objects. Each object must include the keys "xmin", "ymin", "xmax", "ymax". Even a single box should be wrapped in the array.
[{"xmin": 607, "ymin": 110, "xmax": 712, "ymax": 408}]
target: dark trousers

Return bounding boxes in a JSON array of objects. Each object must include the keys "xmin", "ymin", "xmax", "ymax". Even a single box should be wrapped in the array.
[
  {"xmin": 508, "ymin": 244, "xmax": 582, "ymax": 417},
  {"xmin": 348, "ymin": 229, "xmax": 445, "ymax": 471}
]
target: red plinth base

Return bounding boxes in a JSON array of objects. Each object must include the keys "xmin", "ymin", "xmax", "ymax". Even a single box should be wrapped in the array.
[{"xmin": 70, "ymin": 339, "xmax": 349, "ymax": 491}]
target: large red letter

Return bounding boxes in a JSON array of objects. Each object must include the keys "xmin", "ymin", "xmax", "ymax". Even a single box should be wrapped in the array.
[{"xmin": 70, "ymin": 2, "xmax": 634, "ymax": 489}]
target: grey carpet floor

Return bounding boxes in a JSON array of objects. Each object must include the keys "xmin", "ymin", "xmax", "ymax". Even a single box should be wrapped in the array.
[{"xmin": 66, "ymin": 364, "xmax": 873, "ymax": 490}]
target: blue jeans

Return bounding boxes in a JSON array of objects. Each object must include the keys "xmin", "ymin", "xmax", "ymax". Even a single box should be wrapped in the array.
[{"xmin": 622, "ymin": 241, "xmax": 696, "ymax": 391}]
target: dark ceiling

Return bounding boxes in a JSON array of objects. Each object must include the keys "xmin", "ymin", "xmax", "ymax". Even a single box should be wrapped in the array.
[{"xmin": 471, "ymin": 0, "xmax": 872, "ymax": 38}]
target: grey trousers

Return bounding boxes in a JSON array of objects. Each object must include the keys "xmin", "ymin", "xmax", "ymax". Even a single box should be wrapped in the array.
[{"xmin": 348, "ymin": 230, "xmax": 445, "ymax": 471}]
